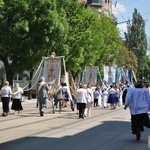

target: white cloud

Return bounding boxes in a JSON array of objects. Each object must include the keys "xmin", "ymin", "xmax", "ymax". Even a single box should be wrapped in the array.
[
  {"xmin": 117, "ymin": 23, "xmax": 127, "ymax": 33},
  {"xmin": 112, "ymin": 3, "xmax": 126, "ymax": 17},
  {"xmin": 112, "ymin": 3, "xmax": 127, "ymax": 38}
]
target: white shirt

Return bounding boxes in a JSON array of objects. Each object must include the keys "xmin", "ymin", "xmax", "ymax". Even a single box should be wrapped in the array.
[
  {"xmin": 109, "ymin": 88, "xmax": 116, "ymax": 94},
  {"xmin": 12, "ymin": 87, "xmax": 23, "ymax": 99},
  {"xmin": 0, "ymin": 86, "xmax": 12, "ymax": 97},
  {"xmin": 86, "ymin": 88, "xmax": 94, "ymax": 102},
  {"xmin": 102, "ymin": 90, "xmax": 109, "ymax": 101},
  {"xmin": 125, "ymin": 87, "xmax": 150, "ymax": 115},
  {"xmin": 75, "ymin": 88, "xmax": 87, "ymax": 104},
  {"xmin": 62, "ymin": 86, "xmax": 67, "ymax": 92}
]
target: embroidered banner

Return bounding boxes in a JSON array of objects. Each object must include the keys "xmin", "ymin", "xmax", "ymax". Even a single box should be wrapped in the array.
[
  {"xmin": 85, "ymin": 66, "xmax": 98, "ymax": 85},
  {"xmin": 103, "ymin": 66, "xmax": 116, "ymax": 83},
  {"xmin": 43, "ymin": 57, "xmax": 62, "ymax": 85},
  {"xmin": 116, "ymin": 68, "xmax": 122, "ymax": 83}
]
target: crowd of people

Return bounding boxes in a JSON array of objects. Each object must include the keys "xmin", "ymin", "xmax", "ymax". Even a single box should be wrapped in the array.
[
  {"xmin": 74, "ymin": 82, "xmax": 126, "ymax": 119},
  {"xmin": 0, "ymin": 77, "xmax": 127, "ymax": 117},
  {"xmin": 74, "ymin": 80, "xmax": 150, "ymax": 140},
  {"xmin": 1, "ymin": 77, "xmax": 150, "ymax": 141}
]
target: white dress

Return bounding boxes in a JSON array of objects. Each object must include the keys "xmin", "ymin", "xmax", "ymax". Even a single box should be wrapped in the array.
[
  {"xmin": 98, "ymin": 89, "xmax": 102, "ymax": 107},
  {"xmin": 102, "ymin": 90, "xmax": 109, "ymax": 107}
]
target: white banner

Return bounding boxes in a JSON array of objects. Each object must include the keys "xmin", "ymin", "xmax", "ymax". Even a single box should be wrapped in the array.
[
  {"xmin": 108, "ymin": 67, "xmax": 116, "ymax": 83},
  {"xmin": 85, "ymin": 66, "xmax": 97, "ymax": 85},
  {"xmin": 103, "ymin": 66, "xmax": 109, "ymax": 82},
  {"xmin": 103, "ymin": 66, "xmax": 116, "ymax": 83},
  {"xmin": 116, "ymin": 68, "xmax": 122, "ymax": 83},
  {"xmin": 43, "ymin": 57, "xmax": 62, "ymax": 85}
]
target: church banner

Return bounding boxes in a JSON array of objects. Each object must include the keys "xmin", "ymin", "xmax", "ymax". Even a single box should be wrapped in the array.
[
  {"xmin": 116, "ymin": 68, "xmax": 122, "ymax": 83},
  {"xmin": 128, "ymin": 69, "xmax": 133, "ymax": 83},
  {"xmin": 103, "ymin": 66, "xmax": 116, "ymax": 83},
  {"xmin": 103, "ymin": 66, "xmax": 109, "ymax": 82},
  {"xmin": 43, "ymin": 57, "xmax": 62, "ymax": 85},
  {"xmin": 85, "ymin": 66, "xmax": 98, "ymax": 85}
]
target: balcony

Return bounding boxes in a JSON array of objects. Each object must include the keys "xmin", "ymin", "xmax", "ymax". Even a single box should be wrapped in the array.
[{"xmin": 87, "ymin": 0, "xmax": 103, "ymax": 7}]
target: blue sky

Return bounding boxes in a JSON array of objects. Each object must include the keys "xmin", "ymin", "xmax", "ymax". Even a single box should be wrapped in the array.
[{"xmin": 112, "ymin": 0, "xmax": 150, "ymax": 40}]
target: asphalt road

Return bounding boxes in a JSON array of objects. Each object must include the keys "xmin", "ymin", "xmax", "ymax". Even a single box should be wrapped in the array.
[{"xmin": 0, "ymin": 99, "xmax": 150, "ymax": 150}]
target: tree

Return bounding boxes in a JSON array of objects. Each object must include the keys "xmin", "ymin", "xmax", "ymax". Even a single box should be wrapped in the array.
[
  {"xmin": 0, "ymin": 0, "xmax": 67, "ymax": 85},
  {"xmin": 0, "ymin": 0, "xmax": 122, "ymax": 85},
  {"xmin": 116, "ymin": 44, "xmax": 138, "ymax": 73},
  {"xmin": 124, "ymin": 8, "xmax": 148, "ymax": 79},
  {"xmin": 143, "ymin": 55, "xmax": 150, "ymax": 82},
  {"xmin": 55, "ymin": 0, "xmax": 122, "ymax": 79},
  {"xmin": 93, "ymin": 14, "xmax": 122, "ymax": 68}
]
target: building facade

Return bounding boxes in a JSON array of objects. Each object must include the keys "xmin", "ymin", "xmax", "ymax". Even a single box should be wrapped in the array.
[{"xmin": 78, "ymin": 0, "xmax": 112, "ymax": 16}]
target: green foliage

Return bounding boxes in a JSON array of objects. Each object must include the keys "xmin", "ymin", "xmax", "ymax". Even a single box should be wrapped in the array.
[
  {"xmin": 124, "ymin": 8, "xmax": 148, "ymax": 79},
  {"xmin": 116, "ymin": 44, "xmax": 138, "ymax": 73},
  {"xmin": 55, "ymin": 1, "xmax": 122, "ymax": 78},
  {"xmin": 0, "ymin": 0, "xmax": 122, "ymax": 84},
  {"xmin": 0, "ymin": 0, "xmax": 67, "ymax": 84},
  {"xmin": 143, "ymin": 56, "xmax": 150, "ymax": 81},
  {"xmin": 93, "ymin": 14, "xmax": 122, "ymax": 67}
]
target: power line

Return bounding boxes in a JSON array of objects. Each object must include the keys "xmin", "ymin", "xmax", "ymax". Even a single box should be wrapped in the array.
[
  {"xmin": 112, "ymin": 0, "xmax": 138, "ymax": 13},
  {"xmin": 142, "ymin": 11, "xmax": 150, "ymax": 16},
  {"xmin": 122, "ymin": 0, "xmax": 138, "ymax": 7},
  {"xmin": 112, "ymin": 1, "xmax": 137, "ymax": 25},
  {"xmin": 115, "ymin": 3, "xmax": 126, "ymax": 21}
]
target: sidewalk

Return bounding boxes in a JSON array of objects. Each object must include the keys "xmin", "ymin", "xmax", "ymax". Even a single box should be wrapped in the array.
[{"xmin": 0, "ymin": 99, "xmax": 150, "ymax": 150}]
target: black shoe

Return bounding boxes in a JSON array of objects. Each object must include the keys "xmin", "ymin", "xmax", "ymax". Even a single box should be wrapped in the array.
[
  {"xmin": 2, "ymin": 112, "xmax": 6, "ymax": 116},
  {"xmin": 136, "ymin": 128, "xmax": 141, "ymax": 141},
  {"xmin": 81, "ymin": 115, "xmax": 84, "ymax": 119},
  {"xmin": 40, "ymin": 111, "xmax": 44, "ymax": 116},
  {"xmin": 104, "ymin": 106, "xmax": 108, "ymax": 108}
]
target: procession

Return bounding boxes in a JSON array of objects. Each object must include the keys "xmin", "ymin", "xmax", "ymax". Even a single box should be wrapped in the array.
[
  {"xmin": 1, "ymin": 53, "xmax": 150, "ymax": 143},
  {"xmin": 1, "ymin": 1, "xmax": 150, "ymax": 149}
]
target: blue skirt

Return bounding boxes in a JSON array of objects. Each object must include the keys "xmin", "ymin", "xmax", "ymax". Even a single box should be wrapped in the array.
[{"xmin": 107, "ymin": 94, "xmax": 119, "ymax": 104}]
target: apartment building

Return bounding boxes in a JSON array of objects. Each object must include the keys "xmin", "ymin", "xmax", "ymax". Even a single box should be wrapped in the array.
[{"xmin": 78, "ymin": 0, "xmax": 112, "ymax": 16}]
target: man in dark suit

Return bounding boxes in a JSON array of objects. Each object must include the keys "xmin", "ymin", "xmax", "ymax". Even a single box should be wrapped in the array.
[
  {"xmin": 37, "ymin": 77, "xmax": 49, "ymax": 116},
  {"xmin": 53, "ymin": 83, "xmax": 64, "ymax": 113}
]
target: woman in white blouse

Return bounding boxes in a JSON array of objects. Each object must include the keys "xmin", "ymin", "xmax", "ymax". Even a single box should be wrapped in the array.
[{"xmin": 0, "ymin": 81, "xmax": 13, "ymax": 116}]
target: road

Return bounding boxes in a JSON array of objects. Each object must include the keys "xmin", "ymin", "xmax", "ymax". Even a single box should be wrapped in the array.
[{"xmin": 0, "ymin": 99, "xmax": 150, "ymax": 150}]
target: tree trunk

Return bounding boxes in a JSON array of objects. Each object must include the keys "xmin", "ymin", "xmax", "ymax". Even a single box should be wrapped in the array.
[
  {"xmin": 28, "ymin": 70, "xmax": 34, "ymax": 100},
  {"xmin": 3, "ymin": 59, "xmax": 14, "ymax": 87}
]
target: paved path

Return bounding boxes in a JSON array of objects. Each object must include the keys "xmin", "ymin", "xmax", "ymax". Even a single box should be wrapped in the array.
[{"xmin": 0, "ymin": 99, "xmax": 150, "ymax": 150}]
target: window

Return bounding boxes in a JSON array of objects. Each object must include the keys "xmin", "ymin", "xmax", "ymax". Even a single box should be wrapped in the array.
[
  {"xmin": 14, "ymin": 74, "xmax": 23, "ymax": 81},
  {"xmin": 105, "ymin": 0, "xmax": 110, "ymax": 3},
  {"xmin": 105, "ymin": 0, "xmax": 110, "ymax": 4}
]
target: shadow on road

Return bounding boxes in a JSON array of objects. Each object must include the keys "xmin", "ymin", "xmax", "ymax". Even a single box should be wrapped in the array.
[{"xmin": 0, "ymin": 120, "xmax": 149, "ymax": 150}]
